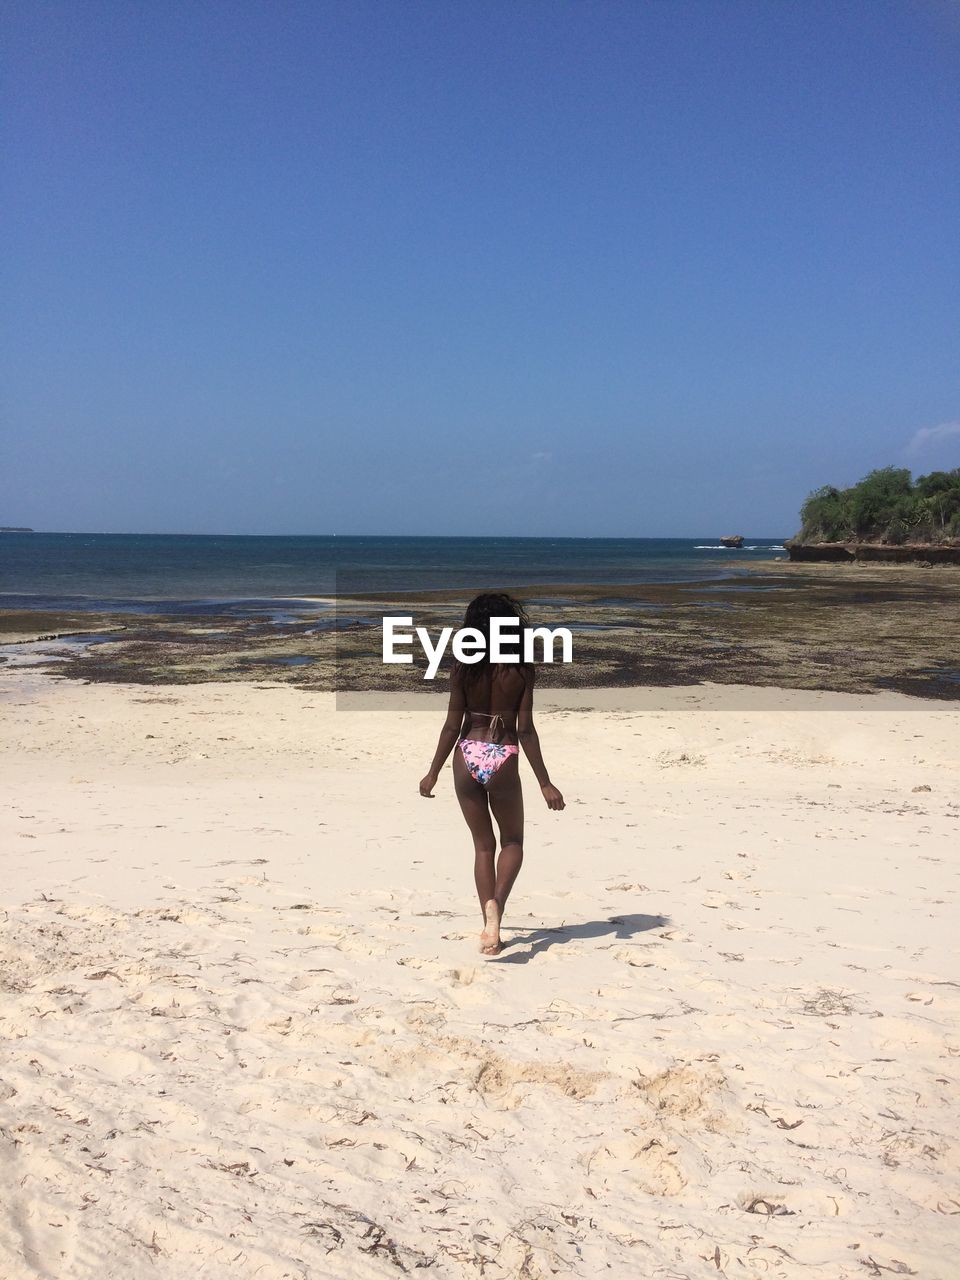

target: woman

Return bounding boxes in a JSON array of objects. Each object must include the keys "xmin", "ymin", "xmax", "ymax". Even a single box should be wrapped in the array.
[{"xmin": 419, "ymin": 593, "xmax": 565, "ymax": 956}]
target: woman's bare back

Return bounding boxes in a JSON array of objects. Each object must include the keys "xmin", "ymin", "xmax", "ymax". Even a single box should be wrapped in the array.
[{"xmin": 459, "ymin": 665, "xmax": 529, "ymax": 743}]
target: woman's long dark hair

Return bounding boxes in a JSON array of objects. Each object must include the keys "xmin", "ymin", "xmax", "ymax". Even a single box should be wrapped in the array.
[{"xmin": 457, "ymin": 592, "xmax": 529, "ymax": 685}]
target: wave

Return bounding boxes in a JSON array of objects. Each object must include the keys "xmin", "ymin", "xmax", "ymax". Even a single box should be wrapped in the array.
[{"xmin": 695, "ymin": 543, "xmax": 787, "ymax": 552}]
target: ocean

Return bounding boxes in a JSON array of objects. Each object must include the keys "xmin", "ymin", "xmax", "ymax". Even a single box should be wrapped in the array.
[{"xmin": 0, "ymin": 532, "xmax": 787, "ymax": 615}]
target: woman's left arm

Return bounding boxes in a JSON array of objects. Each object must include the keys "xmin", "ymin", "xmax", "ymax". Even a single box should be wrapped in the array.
[{"xmin": 419, "ymin": 668, "xmax": 466, "ymax": 797}]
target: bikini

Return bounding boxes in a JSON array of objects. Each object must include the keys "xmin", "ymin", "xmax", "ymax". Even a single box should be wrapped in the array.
[{"xmin": 458, "ymin": 711, "xmax": 520, "ymax": 786}]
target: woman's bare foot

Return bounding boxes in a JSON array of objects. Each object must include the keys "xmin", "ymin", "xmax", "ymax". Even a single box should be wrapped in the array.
[{"xmin": 479, "ymin": 898, "xmax": 502, "ymax": 955}]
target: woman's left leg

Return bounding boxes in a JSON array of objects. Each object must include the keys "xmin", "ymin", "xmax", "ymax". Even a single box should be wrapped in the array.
[
  {"xmin": 453, "ymin": 747, "xmax": 498, "ymax": 911},
  {"xmin": 479, "ymin": 756, "xmax": 524, "ymax": 955}
]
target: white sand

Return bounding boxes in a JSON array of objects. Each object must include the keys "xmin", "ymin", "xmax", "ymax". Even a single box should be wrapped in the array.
[{"xmin": 1, "ymin": 669, "xmax": 958, "ymax": 1279}]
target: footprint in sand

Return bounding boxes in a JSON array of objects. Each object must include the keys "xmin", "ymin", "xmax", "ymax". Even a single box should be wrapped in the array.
[
  {"xmin": 472, "ymin": 1050, "xmax": 602, "ymax": 1110},
  {"xmin": 583, "ymin": 1132, "xmax": 688, "ymax": 1197},
  {"xmin": 629, "ymin": 1062, "xmax": 729, "ymax": 1132},
  {"xmin": 448, "ymin": 967, "xmax": 480, "ymax": 987}
]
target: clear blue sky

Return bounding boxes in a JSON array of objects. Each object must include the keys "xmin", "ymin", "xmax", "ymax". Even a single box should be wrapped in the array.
[{"xmin": 3, "ymin": 0, "xmax": 958, "ymax": 536}]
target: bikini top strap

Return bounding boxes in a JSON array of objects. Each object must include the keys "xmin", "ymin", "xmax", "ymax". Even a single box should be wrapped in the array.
[{"xmin": 468, "ymin": 709, "xmax": 504, "ymax": 740}]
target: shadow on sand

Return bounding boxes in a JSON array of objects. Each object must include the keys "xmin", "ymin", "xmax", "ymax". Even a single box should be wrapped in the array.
[{"xmin": 495, "ymin": 912, "xmax": 670, "ymax": 964}]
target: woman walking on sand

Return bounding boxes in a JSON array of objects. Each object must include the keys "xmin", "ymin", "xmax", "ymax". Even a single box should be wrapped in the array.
[{"xmin": 419, "ymin": 593, "xmax": 564, "ymax": 956}]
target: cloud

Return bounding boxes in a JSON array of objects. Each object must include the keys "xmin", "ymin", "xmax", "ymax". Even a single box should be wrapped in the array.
[
  {"xmin": 530, "ymin": 450, "xmax": 553, "ymax": 464},
  {"xmin": 906, "ymin": 420, "xmax": 960, "ymax": 456}
]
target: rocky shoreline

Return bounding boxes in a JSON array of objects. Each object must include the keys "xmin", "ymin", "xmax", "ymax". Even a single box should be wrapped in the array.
[{"xmin": 787, "ymin": 540, "xmax": 960, "ymax": 565}]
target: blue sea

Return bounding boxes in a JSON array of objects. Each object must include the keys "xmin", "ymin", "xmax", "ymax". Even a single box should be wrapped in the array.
[{"xmin": 0, "ymin": 532, "xmax": 787, "ymax": 616}]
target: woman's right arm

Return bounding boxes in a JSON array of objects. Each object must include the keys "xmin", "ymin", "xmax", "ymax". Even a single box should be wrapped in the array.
[
  {"xmin": 517, "ymin": 668, "xmax": 565, "ymax": 810},
  {"xmin": 419, "ymin": 666, "xmax": 466, "ymax": 797}
]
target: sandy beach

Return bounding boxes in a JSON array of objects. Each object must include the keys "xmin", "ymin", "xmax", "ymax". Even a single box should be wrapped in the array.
[
  {"xmin": 7, "ymin": 0, "xmax": 958, "ymax": 1273},
  {"xmin": 1, "ymin": 668, "xmax": 957, "ymax": 1279}
]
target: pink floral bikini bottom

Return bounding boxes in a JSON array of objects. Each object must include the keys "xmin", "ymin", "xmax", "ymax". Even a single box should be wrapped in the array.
[{"xmin": 459, "ymin": 739, "xmax": 519, "ymax": 786}]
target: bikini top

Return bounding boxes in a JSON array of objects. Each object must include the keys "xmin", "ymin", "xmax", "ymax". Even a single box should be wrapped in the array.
[{"xmin": 466, "ymin": 710, "xmax": 506, "ymax": 740}]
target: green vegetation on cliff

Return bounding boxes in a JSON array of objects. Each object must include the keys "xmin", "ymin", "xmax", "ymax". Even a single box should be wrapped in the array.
[{"xmin": 796, "ymin": 467, "xmax": 960, "ymax": 545}]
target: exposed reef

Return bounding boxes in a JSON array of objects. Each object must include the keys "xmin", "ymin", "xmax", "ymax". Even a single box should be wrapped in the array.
[{"xmin": 3, "ymin": 561, "xmax": 959, "ymax": 699}]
